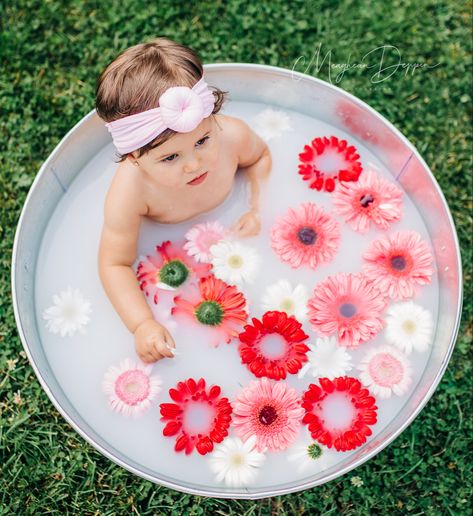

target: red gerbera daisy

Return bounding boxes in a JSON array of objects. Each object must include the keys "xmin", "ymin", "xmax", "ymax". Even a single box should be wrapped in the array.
[
  {"xmin": 302, "ymin": 376, "xmax": 378, "ymax": 452},
  {"xmin": 298, "ymin": 135, "xmax": 363, "ymax": 193},
  {"xmin": 160, "ymin": 377, "xmax": 232, "ymax": 455},
  {"xmin": 137, "ymin": 240, "xmax": 211, "ymax": 304},
  {"xmin": 171, "ymin": 275, "xmax": 248, "ymax": 346},
  {"xmin": 238, "ymin": 311, "xmax": 310, "ymax": 380}
]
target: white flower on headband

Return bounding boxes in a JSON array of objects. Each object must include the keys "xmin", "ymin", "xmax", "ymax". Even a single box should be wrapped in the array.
[{"xmin": 104, "ymin": 77, "xmax": 216, "ymax": 154}]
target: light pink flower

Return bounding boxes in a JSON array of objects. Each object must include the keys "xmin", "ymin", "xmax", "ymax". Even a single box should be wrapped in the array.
[
  {"xmin": 271, "ymin": 202, "xmax": 340, "ymax": 269},
  {"xmin": 363, "ymin": 230, "xmax": 434, "ymax": 300},
  {"xmin": 307, "ymin": 273, "xmax": 386, "ymax": 348},
  {"xmin": 332, "ymin": 169, "xmax": 403, "ymax": 233},
  {"xmin": 184, "ymin": 221, "xmax": 228, "ymax": 263},
  {"xmin": 358, "ymin": 345, "xmax": 412, "ymax": 399},
  {"xmin": 232, "ymin": 377, "xmax": 304, "ymax": 452},
  {"xmin": 102, "ymin": 358, "xmax": 162, "ymax": 417}
]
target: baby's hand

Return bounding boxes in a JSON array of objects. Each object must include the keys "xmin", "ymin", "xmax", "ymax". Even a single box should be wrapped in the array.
[
  {"xmin": 230, "ymin": 210, "xmax": 261, "ymax": 238},
  {"xmin": 134, "ymin": 319, "xmax": 176, "ymax": 363}
]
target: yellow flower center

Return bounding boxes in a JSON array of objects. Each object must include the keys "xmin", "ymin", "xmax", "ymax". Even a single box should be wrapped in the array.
[
  {"xmin": 228, "ymin": 254, "xmax": 243, "ymax": 269},
  {"xmin": 280, "ymin": 298, "xmax": 294, "ymax": 312},
  {"xmin": 231, "ymin": 453, "xmax": 244, "ymax": 465},
  {"xmin": 402, "ymin": 319, "xmax": 416, "ymax": 334}
]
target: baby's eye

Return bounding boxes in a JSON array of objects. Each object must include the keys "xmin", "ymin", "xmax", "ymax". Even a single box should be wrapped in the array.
[
  {"xmin": 196, "ymin": 136, "xmax": 210, "ymax": 146},
  {"xmin": 162, "ymin": 154, "xmax": 178, "ymax": 163}
]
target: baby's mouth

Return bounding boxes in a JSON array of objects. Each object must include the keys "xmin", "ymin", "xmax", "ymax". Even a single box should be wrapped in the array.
[{"xmin": 187, "ymin": 171, "xmax": 208, "ymax": 186}]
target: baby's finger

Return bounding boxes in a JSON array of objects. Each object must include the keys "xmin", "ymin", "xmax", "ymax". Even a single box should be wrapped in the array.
[{"xmin": 141, "ymin": 352, "xmax": 157, "ymax": 364}]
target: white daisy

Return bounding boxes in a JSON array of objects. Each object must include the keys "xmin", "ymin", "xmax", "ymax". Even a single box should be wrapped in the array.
[
  {"xmin": 102, "ymin": 358, "xmax": 162, "ymax": 417},
  {"xmin": 358, "ymin": 345, "xmax": 412, "ymax": 399},
  {"xmin": 261, "ymin": 279, "xmax": 309, "ymax": 321},
  {"xmin": 43, "ymin": 286, "xmax": 92, "ymax": 337},
  {"xmin": 210, "ymin": 240, "xmax": 261, "ymax": 285},
  {"xmin": 298, "ymin": 336, "xmax": 353, "ymax": 379},
  {"xmin": 252, "ymin": 108, "xmax": 293, "ymax": 142},
  {"xmin": 208, "ymin": 435, "xmax": 266, "ymax": 487},
  {"xmin": 184, "ymin": 221, "xmax": 228, "ymax": 263},
  {"xmin": 287, "ymin": 438, "xmax": 330, "ymax": 474},
  {"xmin": 385, "ymin": 301, "xmax": 434, "ymax": 354}
]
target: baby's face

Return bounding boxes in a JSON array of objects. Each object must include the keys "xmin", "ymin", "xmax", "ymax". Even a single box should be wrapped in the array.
[{"xmin": 131, "ymin": 116, "xmax": 220, "ymax": 190}]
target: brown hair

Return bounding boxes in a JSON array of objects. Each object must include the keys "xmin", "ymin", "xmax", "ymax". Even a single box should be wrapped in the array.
[{"xmin": 95, "ymin": 37, "xmax": 228, "ymax": 163}]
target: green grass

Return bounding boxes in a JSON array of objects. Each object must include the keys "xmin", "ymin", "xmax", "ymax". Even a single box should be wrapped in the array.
[{"xmin": 1, "ymin": 0, "xmax": 472, "ymax": 513}]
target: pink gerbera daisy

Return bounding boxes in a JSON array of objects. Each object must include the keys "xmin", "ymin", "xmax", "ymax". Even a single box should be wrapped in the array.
[
  {"xmin": 298, "ymin": 135, "xmax": 363, "ymax": 192},
  {"xmin": 362, "ymin": 230, "xmax": 434, "ymax": 300},
  {"xmin": 332, "ymin": 169, "xmax": 403, "ymax": 233},
  {"xmin": 232, "ymin": 377, "xmax": 305, "ymax": 452},
  {"xmin": 307, "ymin": 273, "xmax": 386, "ymax": 348},
  {"xmin": 136, "ymin": 240, "xmax": 211, "ymax": 304},
  {"xmin": 271, "ymin": 202, "xmax": 340, "ymax": 269},
  {"xmin": 102, "ymin": 358, "xmax": 162, "ymax": 417},
  {"xmin": 184, "ymin": 221, "xmax": 228, "ymax": 263},
  {"xmin": 358, "ymin": 345, "xmax": 412, "ymax": 399},
  {"xmin": 171, "ymin": 275, "xmax": 248, "ymax": 346}
]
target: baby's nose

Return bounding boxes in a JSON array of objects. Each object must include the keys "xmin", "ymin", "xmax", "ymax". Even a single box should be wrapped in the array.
[{"xmin": 183, "ymin": 156, "xmax": 201, "ymax": 174}]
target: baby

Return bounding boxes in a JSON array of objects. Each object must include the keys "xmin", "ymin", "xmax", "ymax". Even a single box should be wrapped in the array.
[{"xmin": 95, "ymin": 37, "xmax": 272, "ymax": 364}]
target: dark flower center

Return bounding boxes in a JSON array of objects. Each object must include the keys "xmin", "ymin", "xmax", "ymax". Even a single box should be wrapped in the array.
[
  {"xmin": 195, "ymin": 300, "xmax": 224, "ymax": 326},
  {"xmin": 390, "ymin": 255, "xmax": 407, "ymax": 271},
  {"xmin": 307, "ymin": 443, "xmax": 323, "ymax": 460},
  {"xmin": 258, "ymin": 405, "xmax": 278, "ymax": 426},
  {"xmin": 159, "ymin": 260, "xmax": 189, "ymax": 287},
  {"xmin": 359, "ymin": 193, "xmax": 374, "ymax": 208},
  {"xmin": 297, "ymin": 226, "xmax": 317, "ymax": 246},
  {"xmin": 339, "ymin": 302, "xmax": 357, "ymax": 318}
]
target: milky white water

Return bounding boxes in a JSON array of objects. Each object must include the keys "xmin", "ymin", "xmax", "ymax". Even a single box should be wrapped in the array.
[{"xmin": 34, "ymin": 100, "xmax": 438, "ymax": 490}]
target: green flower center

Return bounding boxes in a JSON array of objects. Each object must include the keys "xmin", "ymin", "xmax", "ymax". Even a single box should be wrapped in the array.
[
  {"xmin": 307, "ymin": 443, "xmax": 323, "ymax": 460},
  {"xmin": 159, "ymin": 260, "xmax": 189, "ymax": 287},
  {"xmin": 195, "ymin": 301, "xmax": 224, "ymax": 326}
]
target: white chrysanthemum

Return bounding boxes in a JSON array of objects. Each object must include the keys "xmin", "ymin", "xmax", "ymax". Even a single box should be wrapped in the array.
[
  {"xmin": 287, "ymin": 439, "xmax": 329, "ymax": 474},
  {"xmin": 358, "ymin": 345, "xmax": 412, "ymax": 399},
  {"xmin": 208, "ymin": 435, "xmax": 266, "ymax": 487},
  {"xmin": 252, "ymin": 108, "xmax": 293, "ymax": 141},
  {"xmin": 385, "ymin": 301, "xmax": 434, "ymax": 354},
  {"xmin": 102, "ymin": 358, "xmax": 162, "ymax": 417},
  {"xmin": 261, "ymin": 279, "xmax": 309, "ymax": 321},
  {"xmin": 210, "ymin": 240, "xmax": 261, "ymax": 285},
  {"xmin": 298, "ymin": 336, "xmax": 353, "ymax": 379},
  {"xmin": 42, "ymin": 286, "xmax": 92, "ymax": 337}
]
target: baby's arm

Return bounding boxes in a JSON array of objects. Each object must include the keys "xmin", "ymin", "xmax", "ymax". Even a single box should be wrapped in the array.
[
  {"xmin": 98, "ymin": 174, "xmax": 175, "ymax": 363},
  {"xmin": 230, "ymin": 118, "xmax": 272, "ymax": 237}
]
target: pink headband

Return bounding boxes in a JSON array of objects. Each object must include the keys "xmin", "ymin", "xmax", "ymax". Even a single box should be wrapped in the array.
[{"xmin": 104, "ymin": 77, "xmax": 216, "ymax": 154}]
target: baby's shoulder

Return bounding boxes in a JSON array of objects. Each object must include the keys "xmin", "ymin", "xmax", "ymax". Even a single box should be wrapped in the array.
[
  {"xmin": 215, "ymin": 114, "xmax": 253, "ymax": 153},
  {"xmin": 104, "ymin": 161, "xmax": 148, "ymax": 221}
]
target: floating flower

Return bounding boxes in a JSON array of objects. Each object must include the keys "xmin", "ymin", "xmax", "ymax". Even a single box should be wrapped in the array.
[
  {"xmin": 260, "ymin": 279, "xmax": 309, "ymax": 321},
  {"xmin": 209, "ymin": 240, "xmax": 261, "ymax": 286},
  {"xmin": 102, "ymin": 358, "xmax": 162, "ymax": 417},
  {"xmin": 184, "ymin": 221, "xmax": 228, "ymax": 263},
  {"xmin": 137, "ymin": 240, "xmax": 211, "ymax": 304},
  {"xmin": 171, "ymin": 275, "xmax": 248, "ymax": 346},
  {"xmin": 358, "ymin": 345, "xmax": 412, "ymax": 399},
  {"xmin": 232, "ymin": 377, "xmax": 304, "ymax": 452},
  {"xmin": 385, "ymin": 301, "xmax": 434, "ymax": 354},
  {"xmin": 208, "ymin": 434, "xmax": 266, "ymax": 487},
  {"xmin": 362, "ymin": 230, "xmax": 434, "ymax": 300},
  {"xmin": 271, "ymin": 202, "xmax": 340, "ymax": 269},
  {"xmin": 252, "ymin": 108, "xmax": 293, "ymax": 141},
  {"xmin": 302, "ymin": 377, "xmax": 378, "ymax": 452},
  {"xmin": 307, "ymin": 273, "xmax": 386, "ymax": 348},
  {"xmin": 332, "ymin": 169, "xmax": 403, "ymax": 233},
  {"xmin": 238, "ymin": 311, "xmax": 310, "ymax": 380},
  {"xmin": 298, "ymin": 135, "xmax": 363, "ymax": 192},
  {"xmin": 287, "ymin": 438, "xmax": 330, "ymax": 474},
  {"xmin": 43, "ymin": 286, "xmax": 92, "ymax": 337},
  {"xmin": 160, "ymin": 378, "xmax": 232, "ymax": 455},
  {"xmin": 298, "ymin": 336, "xmax": 353, "ymax": 380}
]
